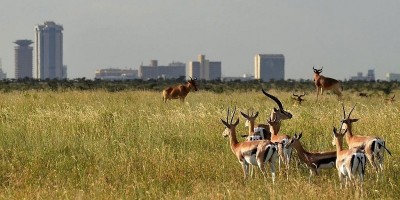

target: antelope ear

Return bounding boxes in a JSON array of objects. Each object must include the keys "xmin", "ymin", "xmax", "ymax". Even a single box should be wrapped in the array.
[
  {"xmin": 241, "ymin": 134, "xmax": 248, "ymax": 138},
  {"xmin": 298, "ymin": 132, "xmax": 303, "ymax": 140},
  {"xmin": 240, "ymin": 111, "xmax": 248, "ymax": 118},
  {"xmin": 220, "ymin": 119, "xmax": 229, "ymax": 127},
  {"xmin": 352, "ymin": 119, "xmax": 359, "ymax": 122},
  {"xmin": 254, "ymin": 111, "xmax": 259, "ymax": 118},
  {"xmin": 233, "ymin": 118, "xmax": 240, "ymax": 126},
  {"xmin": 273, "ymin": 107, "xmax": 279, "ymax": 112}
]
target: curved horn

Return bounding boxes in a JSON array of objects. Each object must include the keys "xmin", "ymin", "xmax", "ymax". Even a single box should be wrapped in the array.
[
  {"xmin": 312, "ymin": 65, "xmax": 316, "ymax": 70},
  {"xmin": 262, "ymin": 88, "xmax": 284, "ymax": 110},
  {"xmin": 342, "ymin": 104, "xmax": 346, "ymax": 119},
  {"xmin": 230, "ymin": 106, "xmax": 237, "ymax": 124}
]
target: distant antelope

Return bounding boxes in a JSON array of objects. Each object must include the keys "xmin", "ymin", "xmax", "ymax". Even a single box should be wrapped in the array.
[
  {"xmin": 385, "ymin": 95, "xmax": 395, "ymax": 103},
  {"xmin": 332, "ymin": 127, "xmax": 366, "ymax": 188},
  {"xmin": 162, "ymin": 76, "xmax": 198, "ymax": 103},
  {"xmin": 313, "ymin": 66, "xmax": 342, "ymax": 100},
  {"xmin": 338, "ymin": 104, "xmax": 392, "ymax": 177},
  {"xmin": 292, "ymin": 92, "xmax": 306, "ymax": 105},
  {"xmin": 286, "ymin": 132, "xmax": 336, "ymax": 182},
  {"xmin": 221, "ymin": 107, "xmax": 279, "ymax": 182}
]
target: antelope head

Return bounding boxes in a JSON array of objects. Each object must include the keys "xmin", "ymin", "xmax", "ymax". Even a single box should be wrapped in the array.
[
  {"xmin": 262, "ymin": 88, "xmax": 293, "ymax": 120},
  {"xmin": 240, "ymin": 110, "xmax": 259, "ymax": 128},
  {"xmin": 339, "ymin": 104, "xmax": 359, "ymax": 133},
  {"xmin": 331, "ymin": 126, "xmax": 347, "ymax": 147},
  {"xmin": 292, "ymin": 92, "xmax": 306, "ymax": 104},
  {"xmin": 188, "ymin": 76, "xmax": 198, "ymax": 91},
  {"xmin": 312, "ymin": 66, "xmax": 323, "ymax": 75},
  {"xmin": 221, "ymin": 107, "xmax": 239, "ymax": 137},
  {"xmin": 286, "ymin": 132, "xmax": 302, "ymax": 149}
]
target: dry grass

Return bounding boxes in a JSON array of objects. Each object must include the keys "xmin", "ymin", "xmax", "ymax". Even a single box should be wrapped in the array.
[{"xmin": 0, "ymin": 90, "xmax": 399, "ymax": 199}]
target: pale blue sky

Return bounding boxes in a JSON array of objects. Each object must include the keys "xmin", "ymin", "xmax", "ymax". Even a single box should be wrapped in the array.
[{"xmin": 0, "ymin": 0, "xmax": 399, "ymax": 80}]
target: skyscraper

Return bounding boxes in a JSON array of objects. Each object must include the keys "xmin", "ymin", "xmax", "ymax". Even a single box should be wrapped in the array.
[
  {"xmin": 254, "ymin": 54, "xmax": 285, "ymax": 81},
  {"xmin": 14, "ymin": 40, "xmax": 33, "ymax": 79},
  {"xmin": 188, "ymin": 54, "xmax": 221, "ymax": 80},
  {"xmin": 34, "ymin": 21, "xmax": 65, "ymax": 79}
]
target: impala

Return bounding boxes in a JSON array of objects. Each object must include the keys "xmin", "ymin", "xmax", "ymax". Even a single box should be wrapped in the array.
[
  {"xmin": 266, "ymin": 116, "xmax": 292, "ymax": 177},
  {"xmin": 332, "ymin": 127, "xmax": 366, "ymax": 188},
  {"xmin": 292, "ymin": 92, "xmax": 306, "ymax": 105},
  {"xmin": 339, "ymin": 104, "xmax": 392, "ymax": 176},
  {"xmin": 313, "ymin": 66, "xmax": 342, "ymax": 100},
  {"xmin": 286, "ymin": 132, "xmax": 336, "ymax": 182},
  {"xmin": 162, "ymin": 76, "xmax": 198, "ymax": 103},
  {"xmin": 221, "ymin": 107, "xmax": 279, "ymax": 182}
]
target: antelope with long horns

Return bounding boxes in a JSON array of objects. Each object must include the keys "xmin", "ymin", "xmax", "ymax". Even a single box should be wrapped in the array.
[
  {"xmin": 332, "ymin": 127, "xmax": 366, "ymax": 188},
  {"xmin": 286, "ymin": 132, "xmax": 336, "ymax": 182},
  {"xmin": 313, "ymin": 66, "xmax": 342, "ymax": 100},
  {"xmin": 338, "ymin": 104, "xmax": 392, "ymax": 177},
  {"xmin": 162, "ymin": 76, "xmax": 198, "ymax": 103},
  {"xmin": 221, "ymin": 107, "xmax": 279, "ymax": 182}
]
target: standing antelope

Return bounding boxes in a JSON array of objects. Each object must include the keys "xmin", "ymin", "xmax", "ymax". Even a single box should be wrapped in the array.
[
  {"xmin": 286, "ymin": 132, "xmax": 336, "ymax": 182},
  {"xmin": 313, "ymin": 66, "xmax": 342, "ymax": 100},
  {"xmin": 339, "ymin": 104, "xmax": 392, "ymax": 177},
  {"xmin": 221, "ymin": 107, "xmax": 279, "ymax": 182},
  {"xmin": 292, "ymin": 92, "xmax": 306, "ymax": 105},
  {"xmin": 162, "ymin": 76, "xmax": 198, "ymax": 103},
  {"xmin": 332, "ymin": 127, "xmax": 366, "ymax": 188},
  {"xmin": 266, "ymin": 116, "xmax": 292, "ymax": 177},
  {"xmin": 240, "ymin": 111, "xmax": 268, "ymax": 141}
]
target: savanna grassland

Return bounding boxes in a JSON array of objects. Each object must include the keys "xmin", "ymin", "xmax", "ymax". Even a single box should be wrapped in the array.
[{"xmin": 0, "ymin": 90, "xmax": 399, "ymax": 199}]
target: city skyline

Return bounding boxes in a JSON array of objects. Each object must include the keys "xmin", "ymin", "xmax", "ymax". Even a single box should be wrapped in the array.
[{"xmin": 0, "ymin": 1, "xmax": 399, "ymax": 80}]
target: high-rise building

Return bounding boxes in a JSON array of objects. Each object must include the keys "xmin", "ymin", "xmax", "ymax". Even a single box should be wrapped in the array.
[
  {"xmin": 34, "ymin": 21, "xmax": 65, "ymax": 79},
  {"xmin": 188, "ymin": 54, "xmax": 221, "ymax": 80},
  {"xmin": 14, "ymin": 40, "xmax": 33, "ymax": 79},
  {"xmin": 386, "ymin": 73, "xmax": 400, "ymax": 81},
  {"xmin": 139, "ymin": 60, "xmax": 186, "ymax": 80},
  {"xmin": 0, "ymin": 58, "xmax": 6, "ymax": 80},
  {"xmin": 254, "ymin": 54, "xmax": 285, "ymax": 81}
]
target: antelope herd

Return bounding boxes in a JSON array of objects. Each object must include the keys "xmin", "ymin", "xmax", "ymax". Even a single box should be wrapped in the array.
[
  {"xmin": 217, "ymin": 66, "xmax": 393, "ymax": 188},
  {"xmin": 161, "ymin": 67, "xmax": 394, "ymax": 188}
]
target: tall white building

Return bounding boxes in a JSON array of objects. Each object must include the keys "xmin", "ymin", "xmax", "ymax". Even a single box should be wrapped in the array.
[
  {"xmin": 254, "ymin": 54, "xmax": 284, "ymax": 81},
  {"xmin": 34, "ymin": 21, "xmax": 65, "ymax": 79},
  {"xmin": 188, "ymin": 54, "xmax": 221, "ymax": 80}
]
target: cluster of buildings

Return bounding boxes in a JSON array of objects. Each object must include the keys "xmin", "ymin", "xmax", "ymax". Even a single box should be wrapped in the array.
[
  {"xmin": 95, "ymin": 54, "xmax": 285, "ymax": 82},
  {"xmin": 5, "ymin": 21, "xmax": 399, "ymax": 82}
]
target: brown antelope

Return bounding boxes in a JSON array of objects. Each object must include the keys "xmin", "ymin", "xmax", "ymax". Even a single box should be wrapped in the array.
[
  {"xmin": 286, "ymin": 132, "xmax": 336, "ymax": 182},
  {"xmin": 339, "ymin": 104, "xmax": 392, "ymax": 177},
  {"xmin": 332, "ymin": 127, "xmax": 366, "ymax": 188},
  {"xmin": 312, "ymin": 66, "xmax": 342, "ymax": 100},
  {"xmin": 385, "ymin": 94, "xmax": 395, "ymax": 103},
  {"xmin": 221, "ymin": 107, "xmax": 279, "ymax": 182},
  {"xmin": 266, "ymin": 116, "xmax": 292, "ymax": 177},
  {"xmin": 292, "ymin": 92, "xmax": 306, "ymax": 105},
  {"xmin": 162, "ymin": 76, "xmax": 198, "ymax": 103}
]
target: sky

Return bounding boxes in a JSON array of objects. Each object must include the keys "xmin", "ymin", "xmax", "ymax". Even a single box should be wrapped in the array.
[{"xmin": 0, "ymin": 0, "xmax": 399, "ymax": 80}]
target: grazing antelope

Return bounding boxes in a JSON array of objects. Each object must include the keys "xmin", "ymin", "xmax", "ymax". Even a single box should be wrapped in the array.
[
  {"xmin": 266, "ymin": 116, "xmax": 292, "ymax": 177},
  {"xmin": 286, "ymin": 132, "xmax": 336, "ymax": 182},
  {"xmin": 312, "ymin": 66, "xmax": 342, "ymax": 100},
  {"xmin": 332, "ymin": 127, "xmax": 366, "ymax": 188},
  {"xmin": 339, "ymin": 104, "xmax": 392, "ymax": 177},
  {"xmin": 162, "ymin": 76, "xmax": 198, "ymax": 103},
  {"xmin": 292, "ymin": 92, "xmax": 306, "ymax": 105},
  {"xmin": 385, "ymin": 95, "xmax": 395, "ymax": 103},
  {"xmin": 221, "ymin": 107, "xmax": 279, "ymax": 182}
]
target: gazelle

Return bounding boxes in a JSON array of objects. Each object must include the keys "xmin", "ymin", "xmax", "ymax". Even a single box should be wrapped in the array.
[
  {"xmin": 285, "ymin": 132, "xmax": 336, "ymax": 182},
  {"xmin": 266, "ymin": 116, "xmax": 292, "ymax": 177},
  {"xmin": 339, "ymin": 104, "xmax": 392, "ymax": 176},
  {"xmin": 221, "ymin": 107, "xmax": 279, "ymax": 182},
  {"xmin": 244, "ymin": 89, "xmax": 293, "ymax": 140},
  {"xmin": 240, "ymin": 111, "xmax": 269, "ymax": 141},
  {"xmin": 162, "ymin": 76, "xmax": 198, "ymax": 103},
  {"xmin": 313, "ymin": 66, "xmax": 342, "ymax": 100},
  {"xmin": 332, "ymin": 127, "xmax": 366, "ymax": 188},
  {"xmin": 292, "ymin": 92, "xmax": 306, "ymax": 105}
]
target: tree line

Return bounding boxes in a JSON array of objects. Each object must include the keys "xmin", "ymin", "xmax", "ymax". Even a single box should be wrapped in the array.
[{"xmin": 0, "ymin": 77, "xmax": 398, "ymax": 96}]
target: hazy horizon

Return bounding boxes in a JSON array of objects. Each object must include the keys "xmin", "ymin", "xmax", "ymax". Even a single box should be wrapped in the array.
[{"xmin": 1, "ymin": 1, "xmax": 399, "ymax": 80}]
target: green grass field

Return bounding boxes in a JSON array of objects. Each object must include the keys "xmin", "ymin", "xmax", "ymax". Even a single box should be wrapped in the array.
[{"xmin": 0, "ymin": 90, "xmax": 398, "ymax": 199}]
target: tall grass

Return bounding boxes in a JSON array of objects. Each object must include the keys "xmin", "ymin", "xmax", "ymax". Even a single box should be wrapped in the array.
[{"xmin": 0, "ymin": 90, "xmax": 399, "ymax": 199}]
